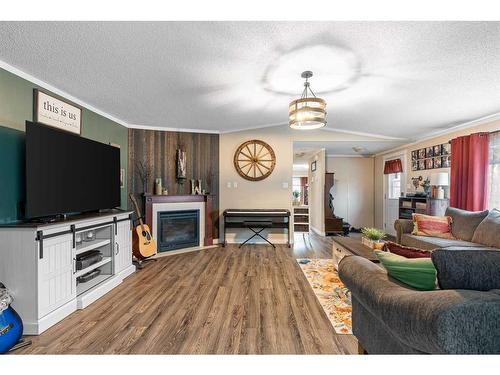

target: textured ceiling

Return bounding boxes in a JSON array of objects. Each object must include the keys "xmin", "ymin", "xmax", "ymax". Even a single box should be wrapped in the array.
[
  {"xmin": 293, "ymin": 140, "xmax": 406, "ymax": 159},
  {"xmin": 1, "ymin": 21, "xmax": 500, "ymax": 140}
]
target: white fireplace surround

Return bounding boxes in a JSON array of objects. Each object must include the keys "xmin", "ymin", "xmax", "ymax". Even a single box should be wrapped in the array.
[{"xmin": 152, "ymin": 202, "xmax": 205, "ymax": 250}]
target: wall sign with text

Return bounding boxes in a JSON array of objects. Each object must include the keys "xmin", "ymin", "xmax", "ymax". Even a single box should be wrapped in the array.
[{"xmin": 33, "ymin": 89, "xmax": 82, "ymax": 135}]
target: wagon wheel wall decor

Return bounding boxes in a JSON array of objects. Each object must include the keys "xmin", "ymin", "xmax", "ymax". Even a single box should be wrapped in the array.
[{"xmin": 234, "ymin": 140, "xmax": 276, "ymax": 181}]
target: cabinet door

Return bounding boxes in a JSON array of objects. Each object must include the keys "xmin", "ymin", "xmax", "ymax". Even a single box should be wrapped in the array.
[
  {"xmin": 38, "ymin": 233, "xmax": 75, "ymax": 318},
  {"xmin": 115, "ymin": 220, "xmax": 132, "ymax": 274}
]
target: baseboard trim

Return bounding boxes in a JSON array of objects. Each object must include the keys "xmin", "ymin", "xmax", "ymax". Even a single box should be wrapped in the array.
[
  {"xmin": 310, "ymin": 225, "xmax": 326, "ymax": 236},
  {"xmin": 153, "ymin": 244, "xmax": 218, "ymax": 258},
  {"xmin": 24, "ymin": 299, "xmax": 77, "ymax": 335}
]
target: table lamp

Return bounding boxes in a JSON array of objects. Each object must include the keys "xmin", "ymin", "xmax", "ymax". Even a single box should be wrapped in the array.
[{"xmin": 430, "ymin": 172, "xmax": 449, "ymax": 199}]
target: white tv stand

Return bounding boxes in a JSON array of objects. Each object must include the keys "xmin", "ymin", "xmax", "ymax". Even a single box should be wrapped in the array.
[{"xmin": 0, "ymin": 210, "xmax": 135, "ymax": 335}]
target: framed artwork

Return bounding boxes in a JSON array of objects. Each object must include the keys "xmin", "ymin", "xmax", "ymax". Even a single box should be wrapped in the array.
[
  {"xmin": 442, "ymin": 143, "xmax": 451, "ymax": 155},
  {"xmin": 418, "ymin": 148, "xmax": 426, "ymax": 159},
  {"xmin": 433, "ymin": 157, "xmax": 442, "ymax": 168},
  {"xmin": 411, "ymin": 150, "xmax": 417, "ymax": 161},
  {"xmin": 33, "ymin": 89, "xmax": 82, "ymax": 135},
  {"xmin": 425, "ymin": 158, "xmax": 434, "ymax": 169},
  {"xmin": 442, "ymin": 155, "xmax": 451, "ymax": 168},
  {"xmin": 418, "ymin": 160, "xmax": 426, "ymax": 170},
  {"xmin": 411, "ymin": 160, "xmax": 418, "ymax": 171},
  {"xmin": 426, "ymin": 147, "xmax": 434, "ymax": 158},
  {"xmin": 311, "ymin": 160, "xmax": 317, "ymax": 172},
  {"xmin": 433, "ymin": 145, "xmax": 442, "ymax": 156}
]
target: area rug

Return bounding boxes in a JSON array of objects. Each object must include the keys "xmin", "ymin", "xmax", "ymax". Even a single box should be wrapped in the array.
[{"xmin": 296, "ymin": 258, "xmax": 352, "ymax": 334}]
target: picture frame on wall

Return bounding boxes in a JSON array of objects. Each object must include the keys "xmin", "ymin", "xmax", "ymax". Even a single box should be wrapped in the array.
[
  {"xmin": 411, "ymin": 160, "xmax": 418, "ymax": 171},
  {"xmin": 433, "ymin": 157, "xmax": 442, "ymax": 168},
  {"xmin": 426, "ymin": 146, "xmax": 434, "ymax": 158},
  {"xmin": 411, "ymin": 150, "xmax": 417, "ymax": 161},
  {"xmin": 33, "ymin": 89, "xmax": 82, "ymax": 135},
  {"xmin": 311, "ymin": 160, "xmax": 317, "ymax": 172},
  {"xmin": 425, "ymin": 158, "xmax": 434, "ymax": 169},
  {"xmin": 418, "ymin": 160, "xmax": 426, "ymax": 170},
  {"xmin": 442, "ymin": 143, "xmax": 451, "ymax": 155},
  {"xmin": 442, "ymin": 155, "xmax": 451, "ymax": 168},
  {"xmin": 433, "ymin": 145, "xmax": 442, "ymax": 156},
  {"xmin": 418, "ymin": 148, "xmax": 426, "ymax": 159}
]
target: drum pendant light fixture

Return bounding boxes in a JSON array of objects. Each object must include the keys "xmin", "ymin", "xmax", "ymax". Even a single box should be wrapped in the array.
[{"xmin": 289, "ymin": 71, "xmax": 327, "ymax": 130}]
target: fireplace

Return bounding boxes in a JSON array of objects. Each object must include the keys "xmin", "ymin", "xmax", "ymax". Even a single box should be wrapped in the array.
[{"xmin": 157, "ymin": 210, "xmax": 200, "ymax": 252}]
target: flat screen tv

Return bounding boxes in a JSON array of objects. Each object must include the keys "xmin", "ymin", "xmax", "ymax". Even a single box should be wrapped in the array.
[{"xmin": 25, "ymin": 121, "xmax": 121, "ymax": 219}]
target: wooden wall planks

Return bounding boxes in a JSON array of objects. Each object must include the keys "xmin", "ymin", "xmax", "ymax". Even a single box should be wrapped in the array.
[{"xmin": 128, "ymin": 129, "xmax": 219, "ymax": 238}]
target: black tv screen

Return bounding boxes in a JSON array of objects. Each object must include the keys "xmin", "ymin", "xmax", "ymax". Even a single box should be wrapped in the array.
[{"xmin": 25, "ymin": 121, "xmax": 121, "ymax": 218}]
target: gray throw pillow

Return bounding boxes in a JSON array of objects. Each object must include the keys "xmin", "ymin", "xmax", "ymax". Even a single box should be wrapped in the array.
[
  {"xmin": 472, "ymin": 208, "xmax": 500, "ymax": 248},
  {"xmin": 432, "ymin": 249, "xmax": 500, "ymax": 291},
  {"xmin": 445, "ymin": 207, "xmax": 489, "ymax": 241}
]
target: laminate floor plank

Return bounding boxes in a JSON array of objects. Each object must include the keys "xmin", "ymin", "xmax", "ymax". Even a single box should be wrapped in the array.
[{"xmin": 15, "ymin": 233, "xmax": 358, "ymax": 354}]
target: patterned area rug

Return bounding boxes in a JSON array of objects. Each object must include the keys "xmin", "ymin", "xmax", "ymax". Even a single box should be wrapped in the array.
[{"xmin": 297, "ymin": 258, "xmax": 352, "ymax": 334}]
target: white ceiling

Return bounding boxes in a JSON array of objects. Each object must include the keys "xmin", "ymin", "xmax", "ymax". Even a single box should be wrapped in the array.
[
  {"xmin": 1, "ymin": 21, "xmax": 500, "ymax": 140},
  {"xmin": 293, "ymin": 140, "xmax": 405, "ymax": 160}
]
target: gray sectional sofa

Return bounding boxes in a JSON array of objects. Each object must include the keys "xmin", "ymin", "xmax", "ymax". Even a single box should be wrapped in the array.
[
  {"xmin": 338, "ymin": 207, "xmax": 500, "ymax": 354},
  {"xmin": 339, "ymin": 256, "xmax": 500, "ymax": 354},
  {"xmin": 394, "ymin": 207, "xmax": 500, "ymax": 251}
]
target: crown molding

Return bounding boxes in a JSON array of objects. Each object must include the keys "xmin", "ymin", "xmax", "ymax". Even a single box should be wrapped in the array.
[
  {"xmin": 321, "ymin": 126, "xmax": 407, "ymax": 140},
  {"xmin": 374, "ymin": 112, "xmax": 500, "ymax": 158},
  {"xmin": 0, "ymin": 59, "xmax": 130, "ymax": 128},
  {"xmin": 326, "ymin": 154, "xmax": 374, "ymax": 158},
  {"xmin": 127, "ymin": 123, "xmax": 220, "ymax": 134}
]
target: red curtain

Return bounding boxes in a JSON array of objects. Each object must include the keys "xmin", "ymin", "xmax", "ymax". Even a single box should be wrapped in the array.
[
  {"xmin": 384, "ymin": 159, "xmax": 403, "ymax": 174},
  {"xmin": 450, "ymin": 132, "xmax": 490, "ymax": 211}
]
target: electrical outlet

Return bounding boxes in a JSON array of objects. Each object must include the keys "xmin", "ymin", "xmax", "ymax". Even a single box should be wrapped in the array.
[
  {"xmin": 282, "ymin": 182, "xmax": 289, "ymax": 189},
  {"xmin": 227, "ymin": 182, "xmax": 232, "ymax": 188},
  {"xmin": 233, "ymin": 182, "xmax": 238, "ymax": 188}
]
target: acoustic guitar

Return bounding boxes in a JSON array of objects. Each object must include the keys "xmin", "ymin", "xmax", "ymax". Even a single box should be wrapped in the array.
[{"xmin": 129, "ymin": 194, "xmax": 157, "ymax": 259}]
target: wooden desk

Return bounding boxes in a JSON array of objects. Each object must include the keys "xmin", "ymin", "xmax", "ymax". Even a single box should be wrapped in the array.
[{"xmin": 332, "ymin": 236, "xmax": 379, "ymax": 269}]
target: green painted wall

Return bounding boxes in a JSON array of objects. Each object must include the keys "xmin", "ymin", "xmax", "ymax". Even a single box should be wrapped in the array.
[{"xmin": 0, "ymin": 67, "xmax": 128, "ymax": 223}]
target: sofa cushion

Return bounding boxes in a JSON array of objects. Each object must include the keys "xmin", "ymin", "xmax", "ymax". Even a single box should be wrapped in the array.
[
  {"xmin": 472, "ymin": 208, "xmax": 500, "ymax": 248},
  {"xmin": 384, "ymin": 241, "xmax": 432, "ymax": 258},
  {"xmin": 374, "ymin": 250, "xmax": 437, "ymax": 290},
  {"xmin": 412, "ymin": 213, "xmax": 454, "ymax": 239},
  {"xmin": 432, "ymin": 249, "xmax": 500, "ymax": 291},
  {"xmin": 401, "ymin": 234, "xmax": 488, "ymax": 251},
  {"xmin": 445, "ymin": 207, "xmax": 489, "ymax": 241}
]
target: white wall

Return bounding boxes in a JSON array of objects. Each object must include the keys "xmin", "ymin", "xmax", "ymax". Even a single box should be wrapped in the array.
[
  {"xmin": 219, "ymin": 126, "xmax": 293, "ymax": 244},
  {"xmin": 326, "ymin": 156, "xmax": 374, "ymax": 229}
]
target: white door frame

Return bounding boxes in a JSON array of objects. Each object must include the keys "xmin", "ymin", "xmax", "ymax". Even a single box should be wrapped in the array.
[{"xmin": 382, "ymin": 150, "xmax": 408, "ymax": 233}]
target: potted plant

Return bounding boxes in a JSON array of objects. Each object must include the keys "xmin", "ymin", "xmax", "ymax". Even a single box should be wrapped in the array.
[
  {"xmin": 361, "ymin": 227, "xmax": 386, "ymax": 249},
  {"xmin": 292, "ymin": 190, "xmax": 300, "ymax": 205}
]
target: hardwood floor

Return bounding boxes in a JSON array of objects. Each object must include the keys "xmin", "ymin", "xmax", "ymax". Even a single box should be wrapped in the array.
[{"xmin": 16, "ymin": 233, "xmax": 357, "ymax": 354}]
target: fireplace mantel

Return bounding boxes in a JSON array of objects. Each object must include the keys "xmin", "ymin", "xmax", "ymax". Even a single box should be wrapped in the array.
[{"xmin": 144, "ymin": 194, "xmax": 214, "ymax": 246}]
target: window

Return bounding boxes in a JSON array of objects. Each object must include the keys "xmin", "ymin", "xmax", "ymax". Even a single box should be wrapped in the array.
[
  {"xmin": 388, "ymin": 173, "xmax": 401, "ymax": 199},
  {"xmin": 488, "ymin": 132, "xmax": 500, "ymax": 210}
]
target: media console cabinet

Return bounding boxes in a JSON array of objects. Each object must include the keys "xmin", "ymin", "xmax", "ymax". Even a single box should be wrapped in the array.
[{"xmin": 0, "ymin": 210, "xmax": 135, "ymax": 335}]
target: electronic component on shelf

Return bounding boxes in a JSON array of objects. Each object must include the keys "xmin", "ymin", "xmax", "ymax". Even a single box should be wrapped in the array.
[
  {"xmin": 77, "ymin": 269, "xmax": 102, "ymax": 284},
  {"xmin": 76, "ymin": 250, "xmax": 103, "ymax": 270}
]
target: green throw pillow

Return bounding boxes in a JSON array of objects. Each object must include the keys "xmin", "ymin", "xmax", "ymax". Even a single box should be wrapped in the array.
[{"xmin": 374, "ymin": 250, "xmax": 437, "ymax": 291}]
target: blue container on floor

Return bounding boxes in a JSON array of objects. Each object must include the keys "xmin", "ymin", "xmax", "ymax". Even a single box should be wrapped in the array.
[{"xmin": 0, "ymin": 306, "xmax": 23, "ymax": 354}]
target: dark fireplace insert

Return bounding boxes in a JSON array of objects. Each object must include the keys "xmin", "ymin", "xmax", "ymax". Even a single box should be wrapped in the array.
[{"xmin": 157, "ymin": 210, "xmax": 200, "ymax": 252}]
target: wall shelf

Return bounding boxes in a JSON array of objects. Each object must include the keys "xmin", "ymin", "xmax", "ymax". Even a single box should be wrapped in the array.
[{"xmin": 293, "ymin": 206, "xmax": 309, "ymax": 233}]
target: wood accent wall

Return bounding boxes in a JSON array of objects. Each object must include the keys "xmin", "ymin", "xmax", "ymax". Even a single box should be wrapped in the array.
[{"xmin": 128, "ymin": 129, "xmax": 219, "ymax": 238}]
